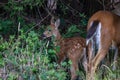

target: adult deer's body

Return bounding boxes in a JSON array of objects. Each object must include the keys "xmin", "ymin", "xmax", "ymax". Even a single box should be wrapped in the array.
[
  {"xmin": 86, "ymin": 11, "xmax": 120, "ymax": 80},
  {"xmin": 42, "ymin": 16, "xmax": 86, "ymax": 80}
]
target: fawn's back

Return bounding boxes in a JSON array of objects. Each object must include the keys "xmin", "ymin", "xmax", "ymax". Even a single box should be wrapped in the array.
[{"xmin": 58, "ymin": 37, "xmax": 85, "ymax": 62}]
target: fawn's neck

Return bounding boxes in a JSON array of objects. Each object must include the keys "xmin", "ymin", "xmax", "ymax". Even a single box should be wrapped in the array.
[{"xmin": 54, "ymin": 30, "xmax": 63, "ymax": 46}]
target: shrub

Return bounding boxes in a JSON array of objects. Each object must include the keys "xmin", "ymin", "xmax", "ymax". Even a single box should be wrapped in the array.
[{"xmin": 0, "ymin": 30, "xmax": 66, "ymax": 80}]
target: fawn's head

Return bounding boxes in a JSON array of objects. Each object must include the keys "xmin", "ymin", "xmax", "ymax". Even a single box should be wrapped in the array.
[{"xmin": 41, "ymin": 16, "xmax": 60, "ymax": 39}]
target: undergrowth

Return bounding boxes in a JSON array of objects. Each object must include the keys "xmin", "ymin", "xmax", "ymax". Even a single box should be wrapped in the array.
[
  {"xmin": 0, "ymin": 30, "xmax": 67, "ymax": 80},
  {"xmin": 0, "ymin": 23, "xmax": 120, "ymax": 80}
]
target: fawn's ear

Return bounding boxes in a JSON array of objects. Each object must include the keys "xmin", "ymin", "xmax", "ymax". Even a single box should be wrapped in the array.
[
  {"xmin": 51, "ymin": 16, "xmax": 60, "ymax": 28},
  {"xmin": 55, "ymin": 18, "xmax": 60, "ymax": 28}
]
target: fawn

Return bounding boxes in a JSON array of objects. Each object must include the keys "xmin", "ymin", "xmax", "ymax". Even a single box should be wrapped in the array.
[
  {"xmin": 86, "ymin": 11, "xmax": 120, "ymax": 80},
  {"xmin": 41, "ymin": 16, "xmax": 86, "ymax": 80}
]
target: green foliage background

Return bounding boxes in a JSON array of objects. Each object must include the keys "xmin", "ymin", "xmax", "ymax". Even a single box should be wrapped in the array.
[
  {"xmin": 0, "ymin": 0, "xmax": 87, "ymax": 79},
  {"xmin": 0, "ymin": 0, "xmax": 119, "ymax": 80}
]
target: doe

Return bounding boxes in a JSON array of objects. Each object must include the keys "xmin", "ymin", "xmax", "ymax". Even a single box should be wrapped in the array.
[{"xmin": 86, "ymin": 11, "xmax": 120, "ymax": 80}]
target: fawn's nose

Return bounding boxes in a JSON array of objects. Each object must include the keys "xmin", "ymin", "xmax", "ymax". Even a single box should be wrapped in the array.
[{"xmin": 40, "ymin": 34, "xmax": 46, "ymax": 39}]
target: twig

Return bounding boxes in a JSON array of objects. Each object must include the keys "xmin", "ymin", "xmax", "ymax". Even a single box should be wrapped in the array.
[
  {"xmin": 0, "ymin": 2, "xmax": 8, "ymax": 5},
  {"xmin": 25, "ymin": 14, "xmax": 50, "ymax": 34},
  {"xmin": 18, "ymin": 22, "xmax": 20, "ymax": 36},
  {"xmin": 37, "ymin": 6, "xmax": 43, "ymax": 19}
]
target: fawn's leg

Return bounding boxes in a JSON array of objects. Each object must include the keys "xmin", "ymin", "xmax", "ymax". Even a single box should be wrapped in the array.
[{"xmin": 70, "ymin": 59, "xmax": 79, "ymax": 80}]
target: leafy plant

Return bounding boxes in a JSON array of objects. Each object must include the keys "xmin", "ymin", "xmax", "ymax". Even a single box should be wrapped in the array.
[
  {"xmin": 63, "ymin": 25, "xmax": 86, "ymax": 38},
  {"xmin": 4, "ymin": 0, "xmax": 45, "ymax": 17},
  {"xmin": 0, "ymin": 30, "xmax": 67, "ymax": 80}
]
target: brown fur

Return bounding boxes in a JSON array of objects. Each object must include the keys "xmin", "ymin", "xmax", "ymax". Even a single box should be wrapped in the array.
[
  {"xmin": 42, "ymin": 16, "xmax": 86, "ymax": 80},
  {"xmin": 86, "ymin": 11, "xmax": 120, "ymax": 80}
]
